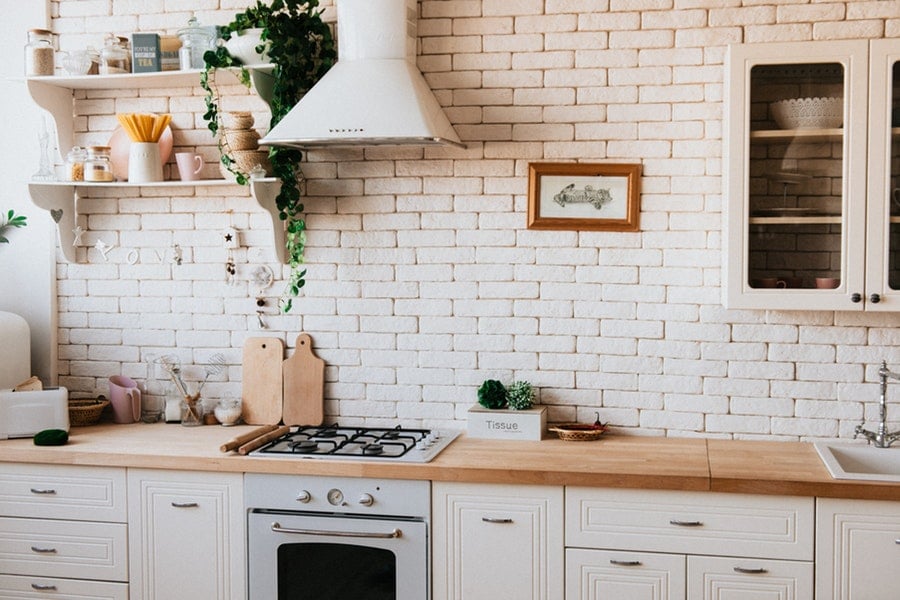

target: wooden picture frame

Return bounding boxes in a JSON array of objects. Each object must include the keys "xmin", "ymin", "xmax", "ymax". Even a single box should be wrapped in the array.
[{"xmin": 527, "ymin": 162, "xmax": 642, "ymax": 231}]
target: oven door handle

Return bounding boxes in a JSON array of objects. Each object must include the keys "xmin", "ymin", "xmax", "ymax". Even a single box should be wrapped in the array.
[{"xmin": 271, "ymin": 522, "xmax": 402, "ymax": 539}]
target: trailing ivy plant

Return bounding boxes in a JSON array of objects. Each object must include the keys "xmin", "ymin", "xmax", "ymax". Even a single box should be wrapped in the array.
[
  {"xmin": 202, "ymin": 0, "xmax": 336, "ymax": 312},
  {"xmin": 0, "ymin": 210, "xmax": 27, "ymax": 245}
]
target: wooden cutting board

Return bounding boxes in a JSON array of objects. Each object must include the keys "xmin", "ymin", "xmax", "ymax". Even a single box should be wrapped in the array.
[
  {"xmin": 241, "ymin": 337, "xmax": 284, "ymax": 425},
  {"xmin": 282, "ymin": 333, "xmax": 325, "ymax": 426}
]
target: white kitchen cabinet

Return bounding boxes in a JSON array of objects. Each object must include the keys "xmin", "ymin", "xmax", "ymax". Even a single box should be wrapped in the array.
[
  {"xmin": 0, "ymin": 463, "xmax": 128, "ymax": 597},
  {"xmin": 24, "ymin": 70, "xmax": 286, "ymax": 264},
  {"xmin": 127, "ymin": 468, "xmax": 245, "ymax": 600},
  {"xmin": 816, "ymin": 497, "xmax": 900, "ymax": 600},
  {"xmin": 432, "ymin": 481, "xmax": 564, "ymax": 600},
  {"xmin": 565, "ymin": 488, "xmax": 814, "ymax": 600},
  {"xmin": 724, "ymin": 39, "xmax": 900, "ymax": 310}
]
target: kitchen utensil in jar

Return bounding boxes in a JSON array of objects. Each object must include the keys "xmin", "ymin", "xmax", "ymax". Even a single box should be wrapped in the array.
[
  {"xmin": 108, "ymin": 375, "xmax": 141, "ymax": 424},
  {"xmin": 241, "ymin": 337, "xmax": 284, "ymax": 425},
  {"xmin": 282, "ymin": 333, "xmax": 325, "ymax": 426}
]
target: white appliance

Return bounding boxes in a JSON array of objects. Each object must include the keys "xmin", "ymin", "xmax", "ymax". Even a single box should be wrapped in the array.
[
  {"xmin": 0, "ymin": 386, "xmax": 69, "ymax": 439},
  {"xmin": 260, "ymin": 0, "xmax": 463, "ymax": 149},
  {"xmin": 0, "ymin": 311, "xmax": 30, "ymax": 389}
]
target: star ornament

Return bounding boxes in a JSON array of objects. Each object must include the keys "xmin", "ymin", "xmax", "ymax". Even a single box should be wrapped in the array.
[{"xmin": 71, "ymin": 226, "xmax": 85, "ymax": 246}]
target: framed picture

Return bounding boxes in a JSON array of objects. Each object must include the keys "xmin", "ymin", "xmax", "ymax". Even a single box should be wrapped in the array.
[{"xmin": 527, "ymin": 162, "xmax": 642, "ymax": 231}]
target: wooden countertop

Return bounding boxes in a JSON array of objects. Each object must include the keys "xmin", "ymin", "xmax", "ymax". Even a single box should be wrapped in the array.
[{"xmin": 2, "ymin": 423, "xmax": 899, "ymax": 500}]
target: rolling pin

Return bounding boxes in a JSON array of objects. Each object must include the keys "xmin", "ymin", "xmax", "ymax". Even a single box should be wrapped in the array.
[{"xmin": 220, "ymin": 424, "xmax": 279, "ymax": 453}]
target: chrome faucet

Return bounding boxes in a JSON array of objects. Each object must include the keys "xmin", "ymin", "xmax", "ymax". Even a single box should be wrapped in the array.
[{"xmin": 855, "ymin": 361, "xmax": 900, "ymax": 448}]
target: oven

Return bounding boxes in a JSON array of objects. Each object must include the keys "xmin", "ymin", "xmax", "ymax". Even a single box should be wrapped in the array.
[{"xmin": 245, "ymin": 425, "xmax": 459, "ymax": 599}]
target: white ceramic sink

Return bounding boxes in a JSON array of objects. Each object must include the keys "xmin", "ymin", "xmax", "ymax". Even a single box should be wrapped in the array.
[{"xmin": 815, "ymin": 442, "xmax": 900, "ymax": 482}]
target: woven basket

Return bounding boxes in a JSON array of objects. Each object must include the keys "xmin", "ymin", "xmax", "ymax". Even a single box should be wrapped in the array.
[
  {"xmin": 549, "ymin": 423, "xmax": 607, "ymax": 442},
  {"xmin": 219, "ymin": 128, "xmax": 261, "ymax": 151},
  {"xmin": 219, "ymin": 150, "xmax": 272, "ymax": 180},
  {"xmin": 68, "ymin": 398, "xmax": 109, "ymax": 427}
]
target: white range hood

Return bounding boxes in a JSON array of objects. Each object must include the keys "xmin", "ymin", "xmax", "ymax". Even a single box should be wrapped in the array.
[{"xmin": 259, "ymin": 0, "xmax": 464, "ymax": 149}]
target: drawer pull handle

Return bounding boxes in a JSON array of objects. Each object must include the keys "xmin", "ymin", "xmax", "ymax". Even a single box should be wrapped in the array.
[
  {"xmin": 30, "ymin": 546, "xmax": 57, "ymax": 554},
  {"xmin": 482, "ymin": 517, "xmax": 513, "ymax": 524},
  {"xmin": 171, "ymin": 501, "xmax": 199, "ymax": 508},
  {"xmin": 31, "ymin": 583, "xmax": 58, "ymax": 591},
  {"xmin": 609, "ymin": 559, "xmax": 642, "ymax": 566},
  {"xmin": 733, "ymin": 566, "xmax": 768, "ymax": 575},
  {"xmin": 29, "ymin": 488, "xmax": 57, "ymax": 495},
  {"xmin": 669, "ymin": 519, "xmax": 703, "ymax": 527}
]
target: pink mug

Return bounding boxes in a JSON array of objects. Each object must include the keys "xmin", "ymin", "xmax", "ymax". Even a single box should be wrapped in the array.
[
  {"xmin": 109, "ymin": 375, "xmax": 142, "ymax": 424},
  {"xmin": 175, "ymin": 152, "xmax": 204, "ymax": 181}
]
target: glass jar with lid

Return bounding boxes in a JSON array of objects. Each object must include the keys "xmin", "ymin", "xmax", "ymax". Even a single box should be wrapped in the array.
[
  {"xmin": 178, "ymin": 16, "xmax": 215, "ymax": 70},
  {"xmin": 66, "ymin": 146, "xmax": 87, "ymax": 181},
  {"xmin": 25, "ymin": 28, "xmax": 55, "ymax": 76},
  {"xmin": 99, "ymin": 33, "xmax": 129, "ymax": 74},
  {"xmin": 84, "ymin": 146, "xmax": 113, "ymax": 182}
]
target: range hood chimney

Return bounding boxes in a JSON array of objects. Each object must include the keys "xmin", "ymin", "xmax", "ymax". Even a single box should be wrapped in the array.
[{"xmin": 259, "ymin": 0, "xmax": 464, "ymax": 150}]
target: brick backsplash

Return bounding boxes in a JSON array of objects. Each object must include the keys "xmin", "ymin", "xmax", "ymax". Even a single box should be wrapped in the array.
[{"xmin": 46, "ymin": 0, "xmax": 900, "ymax": 439}]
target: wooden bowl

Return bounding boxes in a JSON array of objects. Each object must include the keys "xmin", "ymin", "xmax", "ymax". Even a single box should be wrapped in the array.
[{"xmin": 549, "ymin": 423, "xmax": 607, "ymax": 442}]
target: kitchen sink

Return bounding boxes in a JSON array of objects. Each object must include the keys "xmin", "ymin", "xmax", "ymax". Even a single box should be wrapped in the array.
[{"xmin": 814, "ymin": 442, "xmax": 900, "ymax": 482}]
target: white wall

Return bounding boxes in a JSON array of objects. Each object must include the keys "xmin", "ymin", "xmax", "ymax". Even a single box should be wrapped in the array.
[
  {"xmin": 0, "ymin": 1, "xmax": 57, "ymax": 384},
  {"xmin": 39, "ymin": 0, "xmax": 900, "ymax": 440}
]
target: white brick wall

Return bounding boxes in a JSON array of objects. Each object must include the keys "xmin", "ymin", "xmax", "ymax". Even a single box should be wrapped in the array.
[{"xmin": 44, "ymin": 0, "xmax": 900, "ymax": 439}]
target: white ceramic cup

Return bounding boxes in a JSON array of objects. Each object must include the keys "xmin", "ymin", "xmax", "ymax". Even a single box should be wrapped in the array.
[
  {"xmin": 175, "ymin": 152, "xmax": 204, "ymax": 181},
  {"xmin": 128, "ymin": 142, "xmax": 163, "ymax": 183},
  {"xmin": 109, "ymin": 375, "xmax": 142, "ymax": 424}
]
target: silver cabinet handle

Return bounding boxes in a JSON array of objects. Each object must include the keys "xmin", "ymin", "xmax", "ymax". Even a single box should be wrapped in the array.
[
  {"xmin": 271, "ymin": 522, "xmax": 402, "ymax": 539},
  {"xmin": 482, "ymin": 517, "xmax": 513, "ymax": 524},
  {"xmin": 733, "ymin": 566, "xmax": 768, "ymax": 574},
  {"xmin": 31, "ymin": 583, "xmax": 58, "ymax": 591},
  {"xmin": 609, "ymin": 559, "xmax": 642, "ymax": 566},
  {"xmin": 30, "ymin": 546, "xmax": 57, "ymax": 554},
  {"xmin": 171, "ymin": 502, "xmax": 199, "ymax": 508},
  {"xmin": 669, "ymin": 519, "xmax": 703, "ymax": 527},
  {"xmin": 895, "ymin": 539, "xmax": 900, "ymax": 545},
  {"xmin": 30, "ymin": 488, "xmax": 56, "ymax": 495}
]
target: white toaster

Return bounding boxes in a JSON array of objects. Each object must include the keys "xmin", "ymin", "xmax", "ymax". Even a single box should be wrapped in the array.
[{"xmin": 0, "ymin": 387, "xmax": 69, "ymax": 439}]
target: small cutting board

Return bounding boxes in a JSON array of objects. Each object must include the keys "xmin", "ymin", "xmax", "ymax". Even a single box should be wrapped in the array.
[
  {"xmin": 241, "ymin": 337, "xmax": 284, "ymax": 425},
  {"xmin": 282, "ymin": 333, "xmax": 325, "ymax": 426}
]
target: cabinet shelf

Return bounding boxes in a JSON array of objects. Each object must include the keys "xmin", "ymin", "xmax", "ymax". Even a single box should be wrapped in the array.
[
  {"xmin": 749, "ymin": 215, "xmax": 843, "ymax": 226},
  {"xmin": 28, "ymin": 178, "xmax": 286, "ymax": 264},
  {"xmin": 750, "ymin": 128, "xmax": 843, "ymax": 143}
]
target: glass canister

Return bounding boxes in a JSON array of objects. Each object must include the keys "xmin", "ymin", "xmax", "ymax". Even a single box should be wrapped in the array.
[
  {"xmin": 84, "ymin": 146, "xmax": 113, "ymax": 182},
  {"xmin": 65, "ymin": 146, "xmax": 87, "ymax": 181},
  {"xmin": 25, "ymin": 28, "xmax": 55, "ymax": 76},
  {"xmin": 177, "ymin": 16, "xmax": 215, "ymax": 70},
  {"xmin": 100, "ymin": 34, "xmax": 129, "ymax": 74}
]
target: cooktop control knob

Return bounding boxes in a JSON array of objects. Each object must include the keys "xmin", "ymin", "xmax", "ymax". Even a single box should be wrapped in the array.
[
  {"xmin": 295, "ymin": 490, "xmax": 311, "ymax": 503},
  {"xmin": 358, "ymin": 493, "xmax": 375, "ymax": 507},
  {"xmin": 327, "ymin": 488, "xmax": 344, "ymax": 506}
]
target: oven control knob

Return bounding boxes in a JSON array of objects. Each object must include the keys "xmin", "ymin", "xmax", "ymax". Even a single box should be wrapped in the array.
[
  {"xmin": 358, "ymin": 493, "xmax": 375, "ymax": 507},
  {"xmin": 295, "ymin": 490, "xmax": 311, "ymax": 503},
  {"xmin": 327, "ymin": 488, "xmax": 344, "ymax": 506}
]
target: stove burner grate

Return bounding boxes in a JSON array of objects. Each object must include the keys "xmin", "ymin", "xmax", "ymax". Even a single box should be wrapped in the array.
[{"xmin": 254, "ymin": 424, "xmax": 447, "ymax": 461}]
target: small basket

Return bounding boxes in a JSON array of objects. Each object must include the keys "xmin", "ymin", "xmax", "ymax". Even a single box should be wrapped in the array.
[
  {"xmin": 549, "ymin": 423, "xmax": 607, "ymax": 442},
  {"xmin": 68, "ymin": 397, "xmax": 109, "ymax": 427}
]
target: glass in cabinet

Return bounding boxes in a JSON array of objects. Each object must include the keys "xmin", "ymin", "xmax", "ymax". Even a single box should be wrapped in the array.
[{"xmin": 724, "ymin": 40, "xmax": 870, "ymax": 310}]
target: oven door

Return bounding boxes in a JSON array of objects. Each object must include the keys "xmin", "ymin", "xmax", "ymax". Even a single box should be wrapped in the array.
[{"xmin": 248, "ymin": 509, "xmax": 428, "ymax": 600}]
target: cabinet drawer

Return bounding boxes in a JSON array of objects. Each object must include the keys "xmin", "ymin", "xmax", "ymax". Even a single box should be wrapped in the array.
[
  {"xmin": 0, "ymin": 463, "xmax": 126, "ymax": 522},
  {"xmin": 687, "ymin": 555, "xmax": 813, "ymax": 599},
  {"xmin": 0, "ymin": 574, "xmax": 128, "ymax": 599},
  {"xmin": 566, "ymin": 548, "xmax": 686, "ymax": 600},
  {"xmin": 566, "ymin": 488, "xmax": 813, "ymax": 560},
  {"xmin": 0, "ymin": 517, "xmax": 128, "ymax": 582}
]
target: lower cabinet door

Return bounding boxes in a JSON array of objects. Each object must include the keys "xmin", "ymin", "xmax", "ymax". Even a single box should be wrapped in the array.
[
  {"xmin": 565, "ymin": 548, "xmax": 686, "ymax": 600},
  {"xmin": 0, "ymin": 574, "xmax": 128, "ymax": 599},
  {"xmin": 686, "ymin": 556, "xmax": 813, "ymax": 600}
]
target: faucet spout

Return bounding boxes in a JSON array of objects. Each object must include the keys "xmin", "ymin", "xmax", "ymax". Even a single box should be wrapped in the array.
[{"xmin": 855, "ymin": 361, "xmax": 900, "ymax": 449}]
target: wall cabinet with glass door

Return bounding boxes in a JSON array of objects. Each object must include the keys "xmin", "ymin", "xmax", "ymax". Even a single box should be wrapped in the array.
[{"xmin": 724, "ymin": 39, "xmax": 900, "ymax": 311}]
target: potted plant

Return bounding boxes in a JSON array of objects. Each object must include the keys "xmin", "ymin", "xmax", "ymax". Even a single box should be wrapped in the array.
[
  {"xmin": 0, "ymin": 210, "xmax": 27, "ymax": 245},
  {"xmin": 202, "ymin": 0, "xmax": 336, "ymax": 312}
]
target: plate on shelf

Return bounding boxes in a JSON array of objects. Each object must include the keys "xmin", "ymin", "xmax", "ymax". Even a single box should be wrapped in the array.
[{"xmin": 108, "ymin": 125, "xmax": 174, "ymax": 181}]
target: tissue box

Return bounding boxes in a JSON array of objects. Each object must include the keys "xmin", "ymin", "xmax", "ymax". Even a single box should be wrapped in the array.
[
  {"xmin": 467, "ymin": 405, "xmax": 546, "ymax": 440},
  {"xmin": 0, "ymin": 387, "xmax": 69, "ymax": 439}
]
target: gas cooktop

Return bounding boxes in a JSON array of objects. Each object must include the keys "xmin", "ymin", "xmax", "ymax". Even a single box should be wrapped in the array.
[{"xmin": 251, "ymin": 424, "xmax": 460, "ymax": 463}]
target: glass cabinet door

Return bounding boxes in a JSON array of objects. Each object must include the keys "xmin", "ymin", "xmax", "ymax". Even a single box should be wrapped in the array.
[
  {"xmin": 865, "ymin": 40, "xmax": 900, "ymax": 310},
  {"xmin": 725, "ymin": 40, "xmax": 869, "ymax": 310}
]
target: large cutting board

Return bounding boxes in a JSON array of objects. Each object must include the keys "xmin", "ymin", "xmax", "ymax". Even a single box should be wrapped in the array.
[
  {"xmin": 241, "ymin": 337, "xmax": 284, "ymax": 425},
  {"xmin": 282, "ymin": 333, "xmax": 324, "ymax": 426}
]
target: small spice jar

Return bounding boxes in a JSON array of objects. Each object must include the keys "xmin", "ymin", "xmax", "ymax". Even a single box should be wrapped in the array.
[
  {"xmin": 84, "ymin": 145, "xmax": 113, "ymax": 182},
  {"xmin": 65, "ymin": 146, "xmax": 87, "ymax": 181},
  {"xmin": 99, "ymin": 34, "xmax": 129, "ymax": 74},
  {"xmin": 25, "ymin": 28, "xmax": 55, "ymax": 76}
]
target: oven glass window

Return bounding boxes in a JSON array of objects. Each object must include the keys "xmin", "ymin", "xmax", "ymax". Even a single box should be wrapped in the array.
[{"xmin": 278, "ymin": 542, "xmax": 396, "ymax": 599}]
